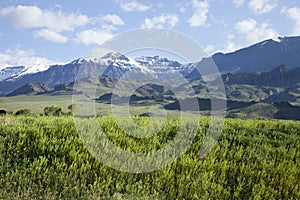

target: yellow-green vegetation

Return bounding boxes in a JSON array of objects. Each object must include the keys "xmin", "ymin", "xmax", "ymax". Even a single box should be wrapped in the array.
[
  {"xmin": 0, "ymin": 95, "xmax": 73, "ymax": 114},
  {"xmin": 0, "ymin": 115, "xmax": 299, "ymax": 199}
]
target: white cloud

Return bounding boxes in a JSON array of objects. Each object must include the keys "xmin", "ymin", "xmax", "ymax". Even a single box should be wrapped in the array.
[
  {"xmin": 0, "ymin": 5, "xmax": 89, "ymax": 31},
  {"xmin": 75, "ymin": 29, "xmax": 113, "ymax": 45},
  {"xmin": 235, "ymin": 18, "xmax": 278, "ymax": 45},
  {"xmin": 158, "ymin": 3, "xmax": 164, "ymax": 9},
  {"xmin": 101, "ymin": 14, "xmax": 125, "ymax": 26},
  {"xmin": 0, "ymin": 5, "xmax": 126, "ymax": 45},
  {"xmin": 187, "ymin": 0, "xmax": 209, "ymax": 27},
  {"xmin": 222, "ymin": 42, "xmax": 241, "ymax": 53},
  {"xmin": 175, "ymin": 3, "xmax": 188, "ymax": 13},
  {"xmin": 180, "ymin": 7, "xmax": 187, "ymax": 13},
  {"xmin": 282, "ymin": 7, "xmax": 300, "ymax": 35},
  {"xmin": 141, "ymin": 14, "xmax": 179, "ymax": 28},
  {"xmin": 0, "ymin": 48, "xmax": 55, "ymax": 67},
  {"xmin": 233, "ymin": 0, "xmax": 245, "ymax": 7},
  {"xmin": 34, "ymin": 29, "xmax": 68, "ymax": 43},
  {"xmin": 117, "ymin": 0, "xmax": 151, "ymax": 12},
  {"xmin": 217, "ymin": 34, "xmax": 241, "ymax": 53},
  {"xmin": 204, "ymin": 45, "xmax": 215, "ymax": 55},
  {"xmin": 248, "ymin": 0, "xmax": 276, "ymax": 14}
]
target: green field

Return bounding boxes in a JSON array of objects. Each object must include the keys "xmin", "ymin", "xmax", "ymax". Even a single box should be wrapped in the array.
[
  {"xmin": 0, "ymin": 95, "xmax": 73, "ymax": 114},
  {"xmin": 2, "ymin": 90, "xmax": 300, "ymax": 120},
  {"xmin": 0, "ymin": 94, "xmax": 193, "ymax": 117},
  {"xmin": 0, "ymin": 115, "xmax": 299, "ymax": 199}
]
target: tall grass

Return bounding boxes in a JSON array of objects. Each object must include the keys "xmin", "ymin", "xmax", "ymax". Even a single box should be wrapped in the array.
[{"xmin": 0, "ymin": 115, "xmax": 299, "ymax": 199}]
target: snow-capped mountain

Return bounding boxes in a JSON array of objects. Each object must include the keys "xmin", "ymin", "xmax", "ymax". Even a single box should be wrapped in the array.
[
  {"xmin": 0, "ymin": 66, "xmax": 25, "ymax": 81},
  {"xmin": 1, "ymin": 35, "xmax": 300, "ymax": 96},
  {"xmin": 79, "ymin": 52, "xmax": 190, "ymax": 80},
  {"xmin": 0, "ymin": 52, "xmax": 191, "ymax": 95},
  {"xmin": 132, "ymin": 56, "xmax": 187, "ymax": 77},
  {"xmin": 211, "ymin": 36, "xmax": 300, "ymax": 73},
  {"xmin": 0, "ymin": 63, "xmax": 50, "ymax": 81}
]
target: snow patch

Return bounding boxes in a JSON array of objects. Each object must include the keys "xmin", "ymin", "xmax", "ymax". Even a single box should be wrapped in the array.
[{"xmin": 272, "ymin": 37, "xmax": 283, "ymax": 43}]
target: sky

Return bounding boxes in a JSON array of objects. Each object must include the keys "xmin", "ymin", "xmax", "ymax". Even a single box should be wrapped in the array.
[{"xmin": 0, "ymin": 0, "xmax": 300, "ymax": 67}]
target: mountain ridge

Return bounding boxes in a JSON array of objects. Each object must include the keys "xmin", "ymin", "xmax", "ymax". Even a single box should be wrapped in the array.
[
  {"xmin": 222, "ymin": 65, "xmax": 300, "ymax": 87},
  {"xmin": 210, "ymin": 36, "xmax": 300, "ymax": 72},
  {"xmin": 1, "ymin": 36, "xmax": 300, "ymax": 96},
  {"xmin": 7, "ymin": 82, "xmax": 54, "ymax": 96}
]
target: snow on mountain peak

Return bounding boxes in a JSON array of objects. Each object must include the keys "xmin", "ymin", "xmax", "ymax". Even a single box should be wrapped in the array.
[
  {"xmin": 0, "ymin": 66, "xmax": 25, "ymax": 81},
  {"xmin": 22, "ymin": 63, "xmax": 50, "ymax": 74},
  {"xmin": 272, "ymin": 36, "xmax": 283, "ymax": 43},
  {"xmin": 100, "ymin": 52, "xmax": 127, "ymax": 60},
  {"xmin": 0, "ymin": 63, "xmax": 51, "ymax": 81},
  {"xmin": 132, "ymin": 55, "xmax": 180, "ymax": 67},
  {"xmin": 0, "ymin": 51, "xmax": 190, "ymax": 82},
  {"xmin": 84, "ymin": 51, "xmax": 130, "ymax": 66},
  {"xmin": 257, "ymin": 37, "xmax": 284, "ymax": 47}
]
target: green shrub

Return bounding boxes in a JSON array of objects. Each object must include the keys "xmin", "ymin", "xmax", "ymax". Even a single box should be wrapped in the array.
[
  {"xmin": 67, "ymin": 104, "xmax": 80, "ymax": 114},
  {"xmin": 15, "ymin": 108, "xmax": 32, "ymax": 116},
  {"xmin": 44, "ymin": 105, "xmax": 63, "ymax": 116}
]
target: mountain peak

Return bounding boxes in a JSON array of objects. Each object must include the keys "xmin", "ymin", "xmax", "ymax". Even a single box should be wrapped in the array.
[
  {"xmin": 272, "ymin": 36, "xmax": 284, "ymax": 43},
  {"xmin": 100, "ymin": 52, "xmax": 126, "ymax": 59},
  {"xmin": 211, "ymin": 35, "xmax": 300, "ymax": 73}
]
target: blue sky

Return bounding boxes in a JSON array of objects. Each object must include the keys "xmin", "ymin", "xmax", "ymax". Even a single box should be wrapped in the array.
[{"xmin": 0, "ymin": 0, "xmax": 300, "ymax": 67}]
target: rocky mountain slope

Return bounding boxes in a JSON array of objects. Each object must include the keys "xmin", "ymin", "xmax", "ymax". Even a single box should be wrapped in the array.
[
  {"xmin": 222, "ymin": 65, "xmax": 300, "ymax": 87},
  {"xmin": 211, "ymin": 36, "xmax": 300, "ymax": 73},
  {"xmin": 1, "ymin": 36, "xmax": 300, "ymax": 96},
  {"xmin": 7, "ymin": 82, "xmax": 54, "ymax": 96}
]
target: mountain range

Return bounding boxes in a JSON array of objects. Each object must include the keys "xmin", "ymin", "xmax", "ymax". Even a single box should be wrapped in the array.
[
  {"xmin": 1, "ymin": 36, "xmax": 300, "ymax": 120},
  {"xmin": 1, "ymin": 36, "xmax": 300, "ymax": 95}
]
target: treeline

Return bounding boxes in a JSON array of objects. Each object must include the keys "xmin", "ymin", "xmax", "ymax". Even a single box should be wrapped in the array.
[{"xmin": 0, "ymin": 104, "xmax": 80, "ymax": 117}]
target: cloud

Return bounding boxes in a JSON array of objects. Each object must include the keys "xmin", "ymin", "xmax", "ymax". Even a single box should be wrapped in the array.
[
  {"xmin": 0, "ymin": 5, "xmax": 89, "ymax": 31},
  {"xmin": 175, "ymin": 3, "xmax": 188, "ymax": 13},
  {"xmin": 187, "ymin": 0, "xmax": 209, "ymax": 27},
  {"xmin": 179, "ymin": 7, "xmax": 187, "ymax": 13},
  {"xmin": 204, "ymin": 45, "xmax": 215, "ymax": 55},
  {"xmin": 0, "ymin": 6, "xmax": 125, "ymax": 45},
  {"xmin": 248, "ymin": 0, "xmax": 276, "ymax": 14},
  {"xmin": 117, "ymin": 0, "xmax": 151, "ymax": 12},
  {"xmin": 0, "ymin": 48, "xmax": 56, "ymax": 67},
  {"xmin": 222, "ymin": 42, "xmax": 242, "ymax": 53},
  {"xmin": 282, "ymin": 7, "xmax": 300, "ymax": 35},
  {"xmin": 141, "ymin": 14, "xmax": 179, "ymax": 28},
  {"xmin": 34, "ymin": 29, "xmax": 68, "ymax": 43},
  {"xmin": 75, "ymin": 29, "xmax": 113, "ymax": 45},
  {"xmin": 235, "ymin": 18, "xmax": 278, "ymax": 44},
  {"xmin": 216, "ymin": 34, "xmax": 241, "ymax": 54},
  {"xmin": 101, "ymin": 14, "xmax": 125, "ymax": 26},
  {"xmin": 232, "ymin": 0, "xmax": 245, "ymax": 7}
]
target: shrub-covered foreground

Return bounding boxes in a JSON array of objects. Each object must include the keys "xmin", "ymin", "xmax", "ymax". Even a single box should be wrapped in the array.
[{"xmin": 0, "ymin": 116, "xmax": 299, "ymax": 199}]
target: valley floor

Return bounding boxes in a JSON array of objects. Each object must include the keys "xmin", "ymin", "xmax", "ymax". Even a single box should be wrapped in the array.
[{"xmin": 1, "ymin": 93, "xmax": 300, "ymax": 120}]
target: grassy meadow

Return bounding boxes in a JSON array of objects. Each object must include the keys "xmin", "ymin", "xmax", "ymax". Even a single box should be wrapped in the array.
[{"xmin": 0, "ymin": 115, "xmax": 299, "ymax": 199}]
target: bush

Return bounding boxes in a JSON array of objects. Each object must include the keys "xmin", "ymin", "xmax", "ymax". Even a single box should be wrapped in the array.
[
  {"xmin": 0, "ymin": 109, "xmax": 7, "ymax": 115},
  {"xmin": 15, "ymin": 108, "xmax": 32, "ymax": 116},
  {"xmin": 44, "ymin": 105, "xmax": 63, "ymax": 116},
  {"xmin": 67, "ymin": 104, "xmax": 80, "ymax": 114}
]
